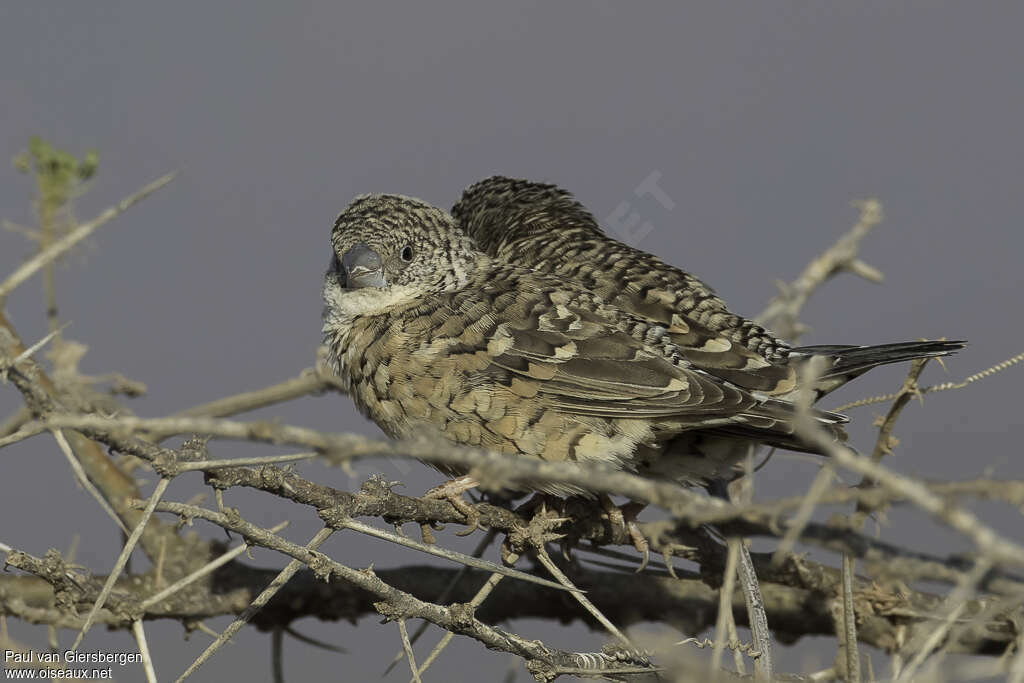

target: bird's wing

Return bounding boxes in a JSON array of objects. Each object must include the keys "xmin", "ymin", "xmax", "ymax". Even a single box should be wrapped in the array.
[
  {"xmin": 608, "ymin": 286, "xmax": 798, "ymax": 394},
  {"xmin": 493, "ymin": 317, "xmax": 754, "ymax": 420},
  {"xmin": 441, "ymin": 283, "xmax": 767, "ymax": 422}
]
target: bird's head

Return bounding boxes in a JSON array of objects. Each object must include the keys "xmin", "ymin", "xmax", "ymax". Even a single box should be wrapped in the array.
[
  {"xmin": 324, "ymin": 194, "xmax": 478, "ymax": 319},
  {"xmin": 451, "ymin": 175, "xmax": 602, "ymax": 256}
]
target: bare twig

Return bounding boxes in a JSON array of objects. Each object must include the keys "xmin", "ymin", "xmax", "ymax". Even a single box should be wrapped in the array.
[
  {"xmin": 385, "ymin": 531, "xmax": 497, "ymax": 676},
  {"xmin": 71, "ymin": 477, "xmax": 171, "ymax": 650},
  {"xmin": 147, "ymin": 502, "xmax": 660, "ymax": 679},
  {"xmin": 168, "ymin": 367, "xmax": 341, "ymax": 421},
  {"xmin": 140, "ymin": 521, "xmax": 289, "ymax": 610},
  {"xmin": 177, "ymin": 452, "xmax": 317, "ymax": 471},
  {"xmin": 205, "ymin": 459, "xmax": 1024, "ymax": 594},
  {"xmin": 0, "ymin": 423, "xmax": 41, "ymax": 448},
  {"xmin": 726, "ymin": 607, "xmax": 747, "ymax": 676},
  {"xmin": 176, "ymin": 527, "xmax": 334, "ymax": 682},
  {"xmin": 834, "ymin": 350, "xmax": 1024, "ymax": 412},
  {"xmin": 0, "ymin": 173, "xmax": 178, "ymax": 299},
  {"xmin": 337, "ymin": 517, "xmax": 575, "ymax": 593},
  {"xmin": 727, "ymin": 448, "xmax": 774, "ymax": 681},
  {"xmin": 793, "ymin": 415, "xmax": 1024, "ymax": 568},
  {"xmin": 398, "ymin": 620, "xmax": 422, "ymax": 683},
  {"xmin": 52, "ymin": 428, "xmax": 129, "ymax": 535},
  {"xmin": 3, "ymin": 543, "xmax": 1016, "ymax": 658},
  {"xmin": 711, "ymin": 539, "xmax": 741, "ymax": 673},
  {"xmin": 131, "ymin": 619, "xmax": 158, "ymax": 683},
  {"xmin": 897, "ymin": 559, "xmax": 994, "ymax": 682},
  {"xmin": 3, "ymin": 326, "xmax": 64, "ymax": 370},
  {"xmin": 757, "ymin": 199, "xmax": 884, "ymax": 338},
  {"xmin": 533, "ymin": 544, "xmax": 632, "ymax": 646},
  {"xmin": 772, "ymin": 465, "xmax": 835, "ymax": 565},
  {"xmin": 869, "ymin": 358, "xmax": 929, "ymax": 465},
  {"xmin": 413, "ymin": 558, "xmax": 509, "ymax": 680},
  {"xmin": 736, "ymin": 540, "xmax": 773, "ymax": 681},
  {"xmin": 0, "ymin": 405, "xmax": 32, "ymax": 439},
  {"xmin": 0, "ymin": 312, "xmax": 181, "ymax": 559},
  {"xmin": 840, "ymin": 554, "xmax": 860, "ymax": 683},
  {"xmin": 840, "ymin": 357, "xmax": 932, "ymax": 683}
]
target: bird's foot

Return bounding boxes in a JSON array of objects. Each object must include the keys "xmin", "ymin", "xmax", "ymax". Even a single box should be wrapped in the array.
[
  {"xmin": 599, "ymin": 496, "xmax": 650, "ymax": 572},
  {"xmin": 424, "ymin": 475, "xmax": 482, "ymax": 536}
]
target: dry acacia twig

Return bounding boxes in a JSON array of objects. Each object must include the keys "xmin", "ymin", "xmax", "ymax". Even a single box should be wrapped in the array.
[
  {"xmin": 757, "ymin": 198, "xmax": 884, "ymax": 339},
  {"xmin": 0, "ymin": 173, "xmax": 177, "ymax": 300}
]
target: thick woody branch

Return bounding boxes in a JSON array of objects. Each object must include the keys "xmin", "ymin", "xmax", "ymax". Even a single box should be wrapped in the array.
[
  {"xmin": 2, "ymin": 549, "xmax": 1014, "ymax": 658},
  {"xmin": 201, "ymin": 465, "xmax": 1024, "ymax": 595},
  {"xmin": 14, "ymin": 409, "xmax": 1024, "ymax": 586},
  {"xmin": 145, "ymin": 503, "xmax": 660, "ymax": 679}
]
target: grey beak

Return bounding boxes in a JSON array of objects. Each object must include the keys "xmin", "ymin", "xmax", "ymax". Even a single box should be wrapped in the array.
[{"xmin": 341, "ymin": 243, "xmax": 386, "ymax": 289}]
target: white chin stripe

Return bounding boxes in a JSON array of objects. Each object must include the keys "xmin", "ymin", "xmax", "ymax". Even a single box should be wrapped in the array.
[{"xmin": 323, "ymin": 280, "xmax": 423, "ymax": 319}]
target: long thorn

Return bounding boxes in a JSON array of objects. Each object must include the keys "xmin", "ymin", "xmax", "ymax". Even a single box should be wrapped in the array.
[
  {"xmin": 383, "ymin": 530, "xmax": 496, "ymax": 676},
  {"xmin": 175, "ymin": 527, "xmax": 333, "ymax": 682},
  {"xmin": 52, "ymin": 429, "xmax": 129, "ymax": 535},
  {"xmin": 339, "ymin": 518, "xmax": 575, "ymax": 593},
  {"xmin": 72, "ymin": 477, "xmax": 170, "ymax": 650},
  {"xmin": 534, "ymin": 545, "xmax": 632, "ymax": 647},
  {"xmin": 415, "ymin": 553, "xmax": 517, "ymax": 681},
  {"xmin": 141, "ymin": 521, "xmax": 289, "ymax": 610}
]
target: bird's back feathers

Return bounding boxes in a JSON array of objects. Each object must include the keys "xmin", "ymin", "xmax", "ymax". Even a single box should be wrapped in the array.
[
  {"xmin": 452, "ymin": 176, "xmax": 965, "ymax": 402},
  {"xmin": 452, "ymin": 176, "xmax": 792, "ymax": 362}
]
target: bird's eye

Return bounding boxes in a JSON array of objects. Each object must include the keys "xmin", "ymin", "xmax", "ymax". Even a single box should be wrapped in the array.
[{"xmin": 400, "ymin": 245, "xmax": 414, "ymax": 262}]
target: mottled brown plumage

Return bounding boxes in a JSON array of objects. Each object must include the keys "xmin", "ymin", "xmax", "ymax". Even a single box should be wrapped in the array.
[
  {"xmin": 453, "ymin": 176, "xmax": 790, "ymax": 362},
  {"xmin": 452, "ymin": 176, "xmax": 965, "ymax": 401},
  {"xmin": 322, "ymin": 194, "xmax": 847, "ymax": 496}
]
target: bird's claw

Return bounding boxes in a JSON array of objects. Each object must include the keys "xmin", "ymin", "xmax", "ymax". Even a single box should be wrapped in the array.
[
  {"xmin": 599, "ymin": 496, "xmax": 650, "ymax": 572},
  {"xmin": 424, "ymin": 476, "xmax": 481, "ymax": 536},
  {"xmin": 626, "ymin": 521, "xmax": 650, "ymax": 573}
]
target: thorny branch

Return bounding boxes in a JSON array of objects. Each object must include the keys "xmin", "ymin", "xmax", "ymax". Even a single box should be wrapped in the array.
[
  {"xmin": 4, "ymin": 333, "xmax": 1023, "ymax": 681},
  {"xmin": 756, "ymin": 198, "xmax": 884, "ymax": 340},
  {"xmin": 2, "ymin": 172, "xmax": 1023, "ymax": 682}
]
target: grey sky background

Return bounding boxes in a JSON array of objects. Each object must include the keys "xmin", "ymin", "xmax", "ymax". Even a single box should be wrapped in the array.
[{"xmin": 2, "ymin": 3, "xmax": 1022, "ymax": 681}]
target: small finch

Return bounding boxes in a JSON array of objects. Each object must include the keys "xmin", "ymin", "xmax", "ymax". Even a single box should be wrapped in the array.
[
  {"xmin": 452, "ymin": 176, "xmax": 964, "ymax": 401},
  {"xmin": 322, "ymin": 194, "xmax": 852, "ymax": 505}
]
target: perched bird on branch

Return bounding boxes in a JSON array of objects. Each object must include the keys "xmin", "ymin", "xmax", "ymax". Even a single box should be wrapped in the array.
[
  {"xmin": 452, "ymin": 176, "xmax": 964, "ymax": 403},
  {"xmin": 323, "ymin": 195, "xmax": 861, "ymax": 512}
]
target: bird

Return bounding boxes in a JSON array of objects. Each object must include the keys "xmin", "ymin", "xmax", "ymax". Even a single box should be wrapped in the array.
[
  {"xmin": 322, "ymin": 194, "xmax": 874, "ymax": 554},
  {"xmin": 451, "ymin": 175, "xmax": 964, "ymax": 403}
]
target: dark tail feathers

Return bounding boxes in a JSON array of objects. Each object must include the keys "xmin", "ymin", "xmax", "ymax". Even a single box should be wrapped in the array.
[{"xmin": 790, "ymin": 339, "xmax": 967, "ymax": 397}]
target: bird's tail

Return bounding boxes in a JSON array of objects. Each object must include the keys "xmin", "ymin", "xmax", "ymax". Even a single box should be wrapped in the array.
[{"xmin": 789, "ymin": 339, "xmax": 967, "ymax": 398}]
